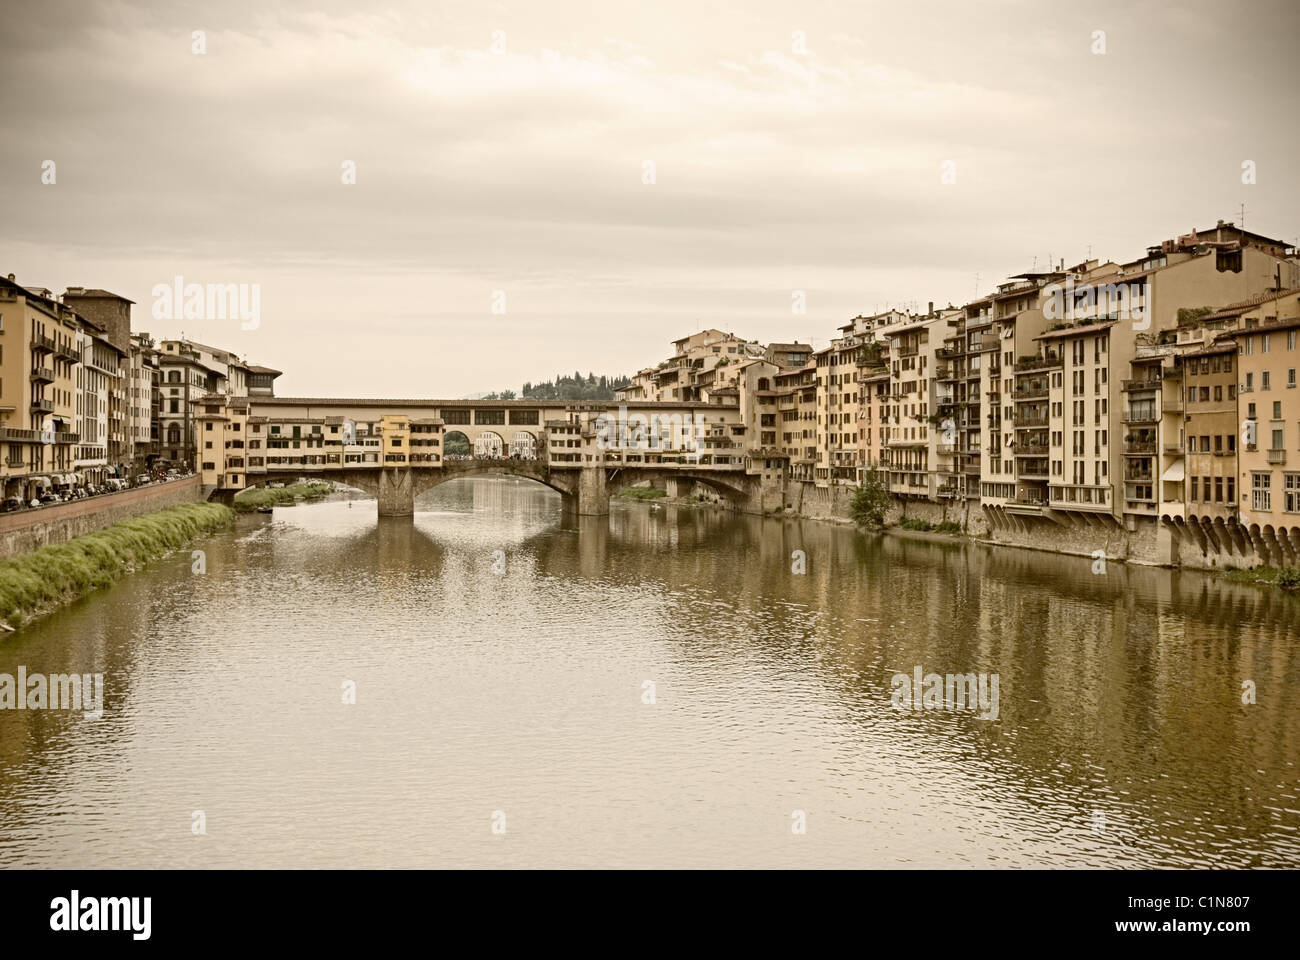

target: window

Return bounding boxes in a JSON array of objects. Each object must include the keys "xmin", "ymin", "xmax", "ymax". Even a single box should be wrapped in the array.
[
  {"xmin": 1275, "ymin": 401, "xmax": 1283, "ymax": 419},
  {"xmin": 1252, "ymin": 472, "xmax": 1271, "ymax": 511},
  {"xmin": 1286, "ymin": 474, "xmax": 1300, "ymax": 512},
  {"xmin": 1263, "ymin": 371, "xmax": 1271, "ymax": 390},
  {"xmin": 1290, "ymin": 369, "xmax": 1296, "ymax": 388}
]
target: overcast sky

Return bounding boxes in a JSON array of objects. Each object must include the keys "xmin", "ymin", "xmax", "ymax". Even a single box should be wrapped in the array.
[{"xmin": 1, "ymin": 0, "xmax": 1297, "ymax": 397}]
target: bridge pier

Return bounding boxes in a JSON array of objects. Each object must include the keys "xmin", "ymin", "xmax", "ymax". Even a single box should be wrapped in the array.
[
  {"xmin": 206, "ymin": 486, "xmax": 236, "ymax": 507},
  {"xmin": 576, "ymin": 466, "xmax": 609, "ymax": 516},
  {"xmin": 377, "ymin": 467, "xmax": 415, "ymax": 517}
]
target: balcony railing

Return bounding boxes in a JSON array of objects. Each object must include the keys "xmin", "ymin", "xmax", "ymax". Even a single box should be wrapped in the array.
[
  {"xmin": 1122, "ymin": 410, "xmax": 1158, "ymax": 424},
  {"xmin": 29, "ymin": 367, "xmax": 55, "ymax": 383},
  {"xmin": 30, "ymin": 398, "xmax": 53, "ymax": 413},
  {"xmin": 1013, "ymin": 413, "xmax": 1049, "ymax": 428},
  {"xmin": 31, "ymin": 334, "xmax": 56, "ymax": 353},
  {"xmin": 1268, "ymin": 449, "xmax": 1287, "ymax": 465},
  {"xmin": 1013, "ymin": 386, "xmax": 1049, "ymax": 400},
  {"xmin": 1123, "ymin": 440, "xmax": 1157, "ymax": 455},
  {"xmin": 1121, "ymin": 379, "xmax": 1160, "ymax": 392}
]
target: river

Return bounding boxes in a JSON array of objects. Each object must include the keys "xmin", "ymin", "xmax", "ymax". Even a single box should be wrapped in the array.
[{"xmin": 0, "ymin": 478, "xmax": 1297, "ymax": 868}]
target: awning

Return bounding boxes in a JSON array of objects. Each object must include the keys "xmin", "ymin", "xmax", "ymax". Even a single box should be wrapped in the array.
[{"xmin": 1161, "ymin": 460, "xmax": 1185, "ymax": 482}]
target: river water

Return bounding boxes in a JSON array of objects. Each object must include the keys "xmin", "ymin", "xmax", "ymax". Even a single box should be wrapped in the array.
[{"xmin": 0, "ymin": 478, "xmax": 1296, "ymax": 868}]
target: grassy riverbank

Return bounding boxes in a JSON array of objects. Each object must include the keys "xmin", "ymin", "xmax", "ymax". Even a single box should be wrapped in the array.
[
  {"xmin": 1224, "ymin": 565, "xmax": 1300, "ymax": 590},
  {"xmin": 0, "ymin": 502, "xmax": 235, "ymax": 630},
  {"xmin": 616, "ymin": 486, "xmax": 668, "ymax": 501},
  {"xmin": 233, "ymin": 481, "xmax": 332, "ymax": 512}
]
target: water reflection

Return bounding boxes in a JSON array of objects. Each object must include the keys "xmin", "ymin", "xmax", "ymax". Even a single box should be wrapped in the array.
[{"xmin": 0, "ymin": 478, "xmax": 1295, "ymax": 867}]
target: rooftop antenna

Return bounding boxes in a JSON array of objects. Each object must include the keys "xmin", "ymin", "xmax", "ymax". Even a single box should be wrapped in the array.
[
  {"xmin": 1238, "ymin": 202, "xmax": 1246, "ymax": 229},
  {"xmin": 973, "ymin": 273, "xmax": 980, "ymax": 297}
]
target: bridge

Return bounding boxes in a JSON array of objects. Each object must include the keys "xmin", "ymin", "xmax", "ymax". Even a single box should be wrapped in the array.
[{"xmin": 195, "ymin": 396, "xmax": 788, "ymax": 517}]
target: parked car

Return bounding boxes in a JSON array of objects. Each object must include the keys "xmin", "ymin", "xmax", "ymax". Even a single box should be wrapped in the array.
[
  {"xmin": 39, "ymin": 492, "xmax": 60, "ymax": 504},
  {"xmin": 2, "ymin": 497, "xmax": 23, "ymax": 513},
  {"xmin": 136, "ymin": 474, "xmax": 150, "ymax": 486}
]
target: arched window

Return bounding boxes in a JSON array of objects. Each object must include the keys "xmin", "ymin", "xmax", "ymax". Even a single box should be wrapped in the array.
[{"xmin": 509, "ymin": 432, "xmax": 537, "ymax": 459}]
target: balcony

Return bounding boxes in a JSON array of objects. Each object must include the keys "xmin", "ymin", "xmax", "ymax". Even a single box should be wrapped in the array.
[
  {"xmin": 1268, "ymin": 449, "xmax": 1287, "ymax": 465},
  {"xmin": 1122, "ymin": 410, "xmax": 1158, "ymax": 424},
  {"xmin": 1123, "ymin": 439, "xmax": 1157, "ymax": 455},
  {"xmin": 56, "ymin": 343, "xmax": 81, "ymax": 362},
  {"xmin": 30, "ymin": 334, "xmax": 56, "ymax": 354},
  {"xmin": 1013, "ymin": 386, "xmax": 1049, "ymax": 401},
  {"xmin": 1124, "ymin": 468, "xmax": 1154, "ymax": 482},
  {"xmin": 1016, "ymin": 465, "xmax": 1050, "ymax": 480},
  {"xmin": 1013, "ymin": 413, "xmax": 1049, "ymax": 428},
  {"xmin": 0, "ymin": 428, "xmax": 39, "ymax": 443},
  {"xmin": 4, "ymin": 455, "xmax": 24, "ymax": 467},
  {"xmin": 29, "ymin": 367, "xmax": 55, "ymax": 384},
  {"xmin": 57, "ymin": 432, "xmax": 79, "ymax": 443},
  {"xmin": 1121, "ymin": 379, "xmax": 1161, "ymax": 392},
  {"xmin": 1015, "ymin": 354, "xmax": 1062, "ymax": 372},
  {"xmin": 30, "ymin": 398, "xmax": 53, "ymax": 414},
  {"xmin": 1164, "ymin": 443, "xmax": 1185, "ymax": 456}
]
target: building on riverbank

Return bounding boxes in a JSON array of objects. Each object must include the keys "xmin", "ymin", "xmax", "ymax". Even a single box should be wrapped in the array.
[{"xmin": 0, "ymin": 276, "xmax": 82, "ymax": 501}]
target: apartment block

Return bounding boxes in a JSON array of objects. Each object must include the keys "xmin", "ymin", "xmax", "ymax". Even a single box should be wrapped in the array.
[{"xmin": 0, "ymin": 276, "xmax": 82, "ymax": 501}]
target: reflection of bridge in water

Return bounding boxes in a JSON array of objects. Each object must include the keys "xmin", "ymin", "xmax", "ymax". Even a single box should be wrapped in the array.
[{"xmin": 198, "ymin": 396, "xmax": 788, "ymax": 518}]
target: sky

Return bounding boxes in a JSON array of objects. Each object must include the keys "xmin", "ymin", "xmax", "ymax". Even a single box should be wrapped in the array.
[{"xmin": 1, "ymin": 0, "xmax": 1297, "ymax": 398}]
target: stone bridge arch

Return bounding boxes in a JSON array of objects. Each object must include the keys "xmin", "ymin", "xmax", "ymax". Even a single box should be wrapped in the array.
[{"xmin": 605, "ymin": 468, "xmax": 758, "ymax": 510}]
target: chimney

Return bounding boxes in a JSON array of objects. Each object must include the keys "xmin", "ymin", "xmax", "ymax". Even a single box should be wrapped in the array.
[
  {"xmin": 5, "ymin": 273, "xmax": 13, "ymax": 282},
  {"xmin": 928, "ymin": 301, "xmax": 934, "ymax": 316}
]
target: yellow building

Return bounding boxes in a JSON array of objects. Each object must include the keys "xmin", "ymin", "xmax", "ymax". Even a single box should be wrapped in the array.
[
  {"xmin": 0, "ymin": 276, "xmax": 82, "ymax": 500},
  {"xmin": 1221, "ymin": 290, "xmax": 1300, "ymax": 528}
]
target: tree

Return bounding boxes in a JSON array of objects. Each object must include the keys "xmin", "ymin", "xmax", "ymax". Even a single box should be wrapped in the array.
[{"xmin": 850, "ymin": 467, "xmax": 891, "ymax": 528}]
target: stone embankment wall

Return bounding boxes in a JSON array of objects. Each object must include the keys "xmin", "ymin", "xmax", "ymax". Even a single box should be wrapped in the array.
[
  {"xmin": 0, "ymin": 476, "xmax": 203, "ymax": 559},
  {"xmin": 782, "ymin": 480, "xmax": 1272, "ymax": 570}
]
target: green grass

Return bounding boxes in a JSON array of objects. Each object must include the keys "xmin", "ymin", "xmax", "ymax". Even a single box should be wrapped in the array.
[
  {"xmin": 1225, "ymin": 565, "xmax": 1300, "ymax": 590},
  {"xmin": 897, "ymin": 518, "xmax": 963, "ymax": 535},
  {"xmin": 0, "ymin": 502, "xmax": 235, "ymax": 629},
  {"xmin": 616, "ymin": 486, "xmax": 668, "ymax": 501},
  {"xmin": 233, "ymin": 481, "xmax": 333, "ymax": 512}
]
